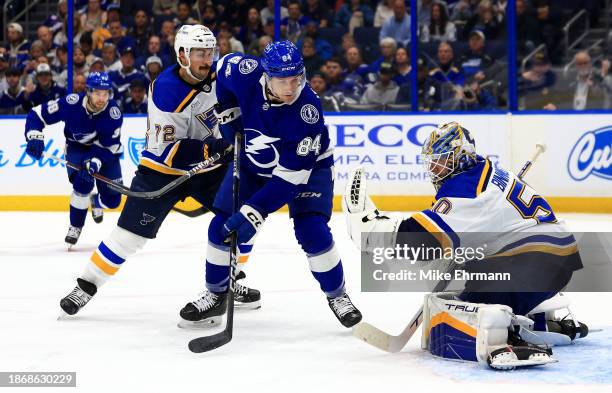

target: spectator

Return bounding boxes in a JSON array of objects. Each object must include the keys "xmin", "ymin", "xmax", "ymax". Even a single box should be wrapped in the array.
[
  {"xmin": 239, "ymin": 8, "xmax": 265, "ymax": 49},
  {"xmin": 80, "ymin": 0, "xmax": 107, "ymax": 33},
  {"xmin": 137, "ymin": 35, "xmax": 171, "ymax": 70},
  {"xmin": 302, "ymin": 37, "xmax": 324, "ymax": 78},
  {"xmin": 516, "ymin": 0, "xmax": 541, "ymax": 58},
  {"xmin": 459, "ymin": 30, "xmax": 499, "ymax": 82},
  {"xmin": 53, "ymin": 45, "xmax": 69, "ymax": 88},
  {"xmin": 127, "ymin": 9, "xmax": 153, "ymax": 57},
  {"xmin": 218, "ymin": 37, "xmax": 233, "ymax": 58},
  {"xmin": 518, "ymin": 51, "xmax": 556, "ymax": 109},
  {"xmin": 458, "ymin": 80, "xmax": 497, "ymax": 110},
  {"xmin": 145, "ymin": 56, "xmax": 163, "ymax": 83},
  {"xmin": 153, "ymin": 0, "xmax": 176, "ymax": 16},
  {"xmin": 360, "ymin": 62, "xmax": 399, "ymax": 105},
  {"xmin": 370, "ymin": 37, "xmax": 397, "ymax": 74},
  {"xmin": 79, "ymin": 33, "xmax": 96, "ymax": 65},
  {"xmin": 4, "ymin": 23, "xmax": 30, "ymax": 71},
  {"xmin": 0, "ymin": 53, "xmax": 8, "ymax": 92},
  {"xmin": 122, "ymin": 79, "xmax": 148, "ymax": 114},
  {"xmin": 160, "ymin": 20, "xmax": 177, "ymax": 50},
  {"xmin": 421, "ymin": 2, "xmax": 457, "ymax": 43},
  {"xmin": 26, "ymin": 63, "xmax": 67, "ymax": 107},
  {"xmin": 0, "ymin": 67, "xmax": 27, "ymax": 114},
  {"xmin": 44, "ymin": 0, "xmax": 68, "ymax": 35},
  {"xmin": 418, "ymin": 0, "xmax": 435, "ymax": 25},
  {"xmin": 109, "ymin": 47, "xmax": 147, "ymax": 102},
  {"xmin": 310, "ymin": 72, "xmax": 340, "ymax": 111},
  {"xmin": 105, "ymin": 3, "xmax": 122, "ymax": 25},
  {"xmin": 174, "ymin": 1, "xmax": 200, "ymax": 28},
  {"xmin": 101, "ymin": 42, "xmax": 122, "ymax": 72},
  {"xmin": 73, "ymin": 73, "xmax": 88, "ymax": 94},
  {"xmin": 374, "ymin": 0, "xmax": 394, "ymax": 28},
  {"xmin": 297, "ymin": 22, "xmax": 334, "ymax": 61},
  {"xmin": 379, "ymin": 0, "xmax": 411, "ymax": 48},
  {"xmin": 261, "ymin": 0, "xmax": 288, "ymax": 25},
  {"xmin": 339, "ymin": 33, "xmax": 357, "ymax": 58},
  {"xmin": 426, "ymin": 41, "xmax": 464, "ymax": 109},
  {"xmin": 450, "ymin": 0, "xmax": 474, "ymax": 23},
  {"xmin": 322, "ymin": 57, "xmax": 362, "ymax": 103},
  {"xmin": 23, "ymin": 41, "xmax": 47, "ymax": 77},
  {"xmin": 303, "ymin": 0, "xmax": 333, "ymax": 28},
  {"xmin": 105, "ymin": 20, "xmax": 136, "ymax": 55},
  {"xmin": 220, "ymin": 0, "xmax": 251, "ymax": 28},
  {"xmin": 335, "ymin": 0, "xmax": 374, "ymax": 32},
  {"xmin": 396, "ymin": 57, "xmax": 429, "ymax": 107},
  {"xmin": 55, "ymin": 13, "xmax": 84, "ymax": 47},
  {"xmin": 281, "ymin": 1, "xmax": 311, "ymax": 43},
  {"xmin": 250, "ymin": 35, "xmax": 273, "ymax": 57},
  {"xmin": 545, "ymin": 52, "xmax": 612, "ymax": 110},
  {"xmin": 532, "ymin": 0, "xmax": 561, "ymax": 63},
  {"xmin": 463, "ymin": 1, "xmax": 501, "ymax": 40},
  {"xmin": 37, "ymin": 26, "xmax": 58, "ymax": 64},
  {"xmin": 492, "ymin": 0, "xmax": 508, "ymax": 24},
  {"xmin": 199, "ymin": 4, "xmax": 219, "ymax": 31},
  {"xmin": 322, "ymin": 57, "xmax": 345, "ymax": 93},
  {"xmin": 393, "ymin": 47, "xmax": 411, "ymax": 87},
  {"xmin": 89, "ymin": 57, "xmax": 106, "ymax": 73},
  {"xmin": 344, "ymin": 46, "xmax": 371, "ymax": 84},
  {"xmin": 73, "ymin": 46, "xmax": 90, "ymax": 76},
  {"xmin": 218, "ymin": 22, "xmax": 245, "ymax": 54}
]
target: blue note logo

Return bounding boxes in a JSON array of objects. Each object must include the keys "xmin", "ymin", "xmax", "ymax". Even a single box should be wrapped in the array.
[
  {"xmin": 128, "ymin": 137, "xmax": 146, "ymax": 165},
  {"xmin": 244, "ymin": 128, "xmax": 280, "ymax": 169},
  {"xmin": 567, "ymin": 126, "xmax": 612, "ymax": 181}
]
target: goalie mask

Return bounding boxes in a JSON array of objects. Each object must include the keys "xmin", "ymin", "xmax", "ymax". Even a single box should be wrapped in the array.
[
  {"xmin": 174, "ymin": 24, "xmax": 218, "ymax": 82},
  {"xmin": 421, "ymin": 122, "xmax": 477, "ymax": 190}
]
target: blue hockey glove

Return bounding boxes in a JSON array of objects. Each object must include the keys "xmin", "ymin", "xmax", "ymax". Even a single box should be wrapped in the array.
[
  {"xmin": 78, "ymin": 157, "xmax": 102, "ymax": 183},
  {"xmin": 222, "ymin": 205, "xmax": 265, "ymax": 244},
  {"xmin": 25, "ymin": 130, "xmax": 45, "ymax": 160}
]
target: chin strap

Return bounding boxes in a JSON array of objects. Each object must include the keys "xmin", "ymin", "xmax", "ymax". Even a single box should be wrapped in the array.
[{"xmin": 179, "ymin": 56, "xmax": 205, "ymax": 82}]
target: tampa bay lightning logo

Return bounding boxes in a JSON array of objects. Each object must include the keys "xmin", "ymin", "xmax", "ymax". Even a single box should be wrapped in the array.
[
  {"xmin": 128, "ymin": 137, "xmax": 146, "ymax": 165},
  {"xmin": 300, "ymin": 104, "xmax": 319, "ymax": 124},
  {"xmin": 66, "ymin": 94, "xmax": 80, "ymax": 104},
  {"xmin": 239, "ymin": 58, "xmax": 258, "ymax": 74},
  {"xmin": 567, "ymin": 126, "xmax": 612, "ymax": 181},
  {"xmin": 244, "ymin": 128, "xmax": 280, "ymax": 169},
  {"xmin": 110, "ymin": 106, "xmax": 121, "ymax": 120}
]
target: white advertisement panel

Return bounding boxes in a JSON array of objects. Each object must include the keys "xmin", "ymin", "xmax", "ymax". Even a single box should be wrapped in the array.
[{"xmin": 0, "ymin": 113, "xmax": 610, "ymax": 204}]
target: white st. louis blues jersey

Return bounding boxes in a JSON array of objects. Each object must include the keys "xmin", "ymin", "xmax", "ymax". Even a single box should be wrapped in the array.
[
  {"xmin": 408, "ymin": 158, "xmax": 577, "ymax": 257},
  {"xmin": 140, "ymin": 65, "xmax": 221, "ymax": 175}
]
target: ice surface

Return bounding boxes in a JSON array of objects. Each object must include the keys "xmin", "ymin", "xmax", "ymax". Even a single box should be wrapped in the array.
[{"xmin": 0, "ymin": 212, "xmax": 610, "ymax": 392}]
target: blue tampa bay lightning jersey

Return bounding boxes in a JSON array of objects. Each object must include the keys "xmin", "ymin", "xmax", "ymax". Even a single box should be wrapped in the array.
[
  {"xmin": 25, "ymin": 92, "xmax": 123, "ymax": 161},
  {"xmin": 215, "ymin": 53, "xmax": 334, "ymax": 213}
]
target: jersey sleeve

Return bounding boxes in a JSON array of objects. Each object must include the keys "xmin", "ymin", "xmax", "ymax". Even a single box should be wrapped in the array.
[
  {"xmin": 24, "ymin": 95, "xmax": 69, "ymax": 137},
  {"xmin": 214, "ymin": 53, "xmax": 251, "ymax": 143}
]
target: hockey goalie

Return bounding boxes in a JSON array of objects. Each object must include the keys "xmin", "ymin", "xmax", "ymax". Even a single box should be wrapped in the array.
[{"xmin": 343, "ymin": 121, "xmax": 592, "ymax": 370}]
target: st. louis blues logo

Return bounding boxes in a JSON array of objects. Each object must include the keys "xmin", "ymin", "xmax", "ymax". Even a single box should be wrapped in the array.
[
  {"xmin": 567, "ymin": 126, "xmax": 612, "ymax": 181},
  {"xmin": 244, "ymin": 128, "xmax": 280, "ymax": 169},
  {"xmin": 128, "ymin": 137, "xmax": 146, "ymax": 165}
]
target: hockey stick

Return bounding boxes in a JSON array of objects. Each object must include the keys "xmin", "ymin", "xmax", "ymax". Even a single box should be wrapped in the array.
[
  {"xmin": 171, "ymin": 205, "xmax": 209, "ymax": 218},
  {"xmin": 188, "ymin": 132, "xmax": 242, "ymax": 353},
  {"xmin": 43, "ymin": 149, "xmax": 229, "ymax": 199},
  {"xmin": 353, "ymin": 143, "xmax": 547, "ymax": 353}
]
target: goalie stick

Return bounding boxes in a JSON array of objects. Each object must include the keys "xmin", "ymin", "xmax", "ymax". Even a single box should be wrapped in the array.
[
  {"xmin": 353, "ymin": 143, "xmax": 547, "ymax": 353},
  {"xmin": 188, "ymin": 132, "xmax": 242, "ymax": 353},
  {"xmin": 43, "ymin": 148, "xmax": 230, "ymax": 199}
]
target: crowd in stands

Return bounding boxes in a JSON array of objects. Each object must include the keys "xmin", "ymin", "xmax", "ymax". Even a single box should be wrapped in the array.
[{"xmin": 0, "ymin": 0, "xmax": 609, "ymax": 114}]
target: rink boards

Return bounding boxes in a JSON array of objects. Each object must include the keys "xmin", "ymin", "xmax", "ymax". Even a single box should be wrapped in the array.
[{"xmin": 0, "ymin": 112, "xmax": 611, "ymax": 212}]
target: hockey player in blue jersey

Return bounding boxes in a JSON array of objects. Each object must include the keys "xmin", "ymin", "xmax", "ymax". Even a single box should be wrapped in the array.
[
  {"xmin": 180, "ymin": 41, "xmax": 363, "ymax": 328},
  {"xmin": 24, "ymin": 72, "xmax": 123, "ymax": 248},
  {"xmin": 57, "ymin": 25, "xmax": 261, "ymax": 319}
]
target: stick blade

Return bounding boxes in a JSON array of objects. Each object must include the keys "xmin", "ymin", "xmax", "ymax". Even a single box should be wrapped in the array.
[
  {"xmin": 188, "ymin": 331, "xmax": 232, "ymax": 353},
  {"xmin": 353, "ymin": 322, "xmax": 395, "ymax": 352}
]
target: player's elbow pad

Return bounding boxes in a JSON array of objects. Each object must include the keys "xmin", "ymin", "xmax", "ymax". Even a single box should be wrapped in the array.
[{"xmin": 214, "ymin": 105, "xmax": 243, "ymax": 142}]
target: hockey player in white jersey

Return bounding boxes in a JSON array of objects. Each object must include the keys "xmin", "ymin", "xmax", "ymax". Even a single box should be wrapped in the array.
[
  {"xmin": 59, "ymin": 25, "xmax": 260, "ymax": 321},
  {"xmin": 344, "ymin": 122, "xmax": 589, "ymax": 369}
]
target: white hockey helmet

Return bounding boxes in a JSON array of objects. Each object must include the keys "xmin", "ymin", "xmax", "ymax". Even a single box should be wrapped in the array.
[{"xmin": 174, "ymin": 24, "xmax": 217, "ymax": 81}]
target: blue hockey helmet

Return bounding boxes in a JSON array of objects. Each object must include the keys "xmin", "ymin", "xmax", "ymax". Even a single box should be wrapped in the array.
[
  {"xmin": 421, "ymin": 122, "xmax": 477, "ymax": 187},
  {"xmin": 86, "ymin": 72, "xmax": 112, "ymax": 90},
  {"xmin": 261, "ymin": 40, "xmax": 305, "ymax": 78}
]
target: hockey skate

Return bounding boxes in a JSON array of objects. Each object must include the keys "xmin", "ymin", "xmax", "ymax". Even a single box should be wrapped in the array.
[
  {"xmin": 65, "ymin": 225, "xmax": 82, "ymax": 249},
  {"xmin": 488, "ymin": 329, "xmax": 557, "ymax": 370},
  {"xmin": 234, "ymin": 270, "xmax": 261, "ymax": 310},
  {"xmin": 59, "ymin": 278, "xmax": 97, "ymax": 317},
  {"xmin": 90, "ymin": 193, "xmax": 103, "ymax": 223},
  {"xmin": 328, "ymin": 293, "xmax": 362, "ymax": 328},
  {"xmin": 178, "ymin": 291, "xmax": 228, "ymax": 329}
]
